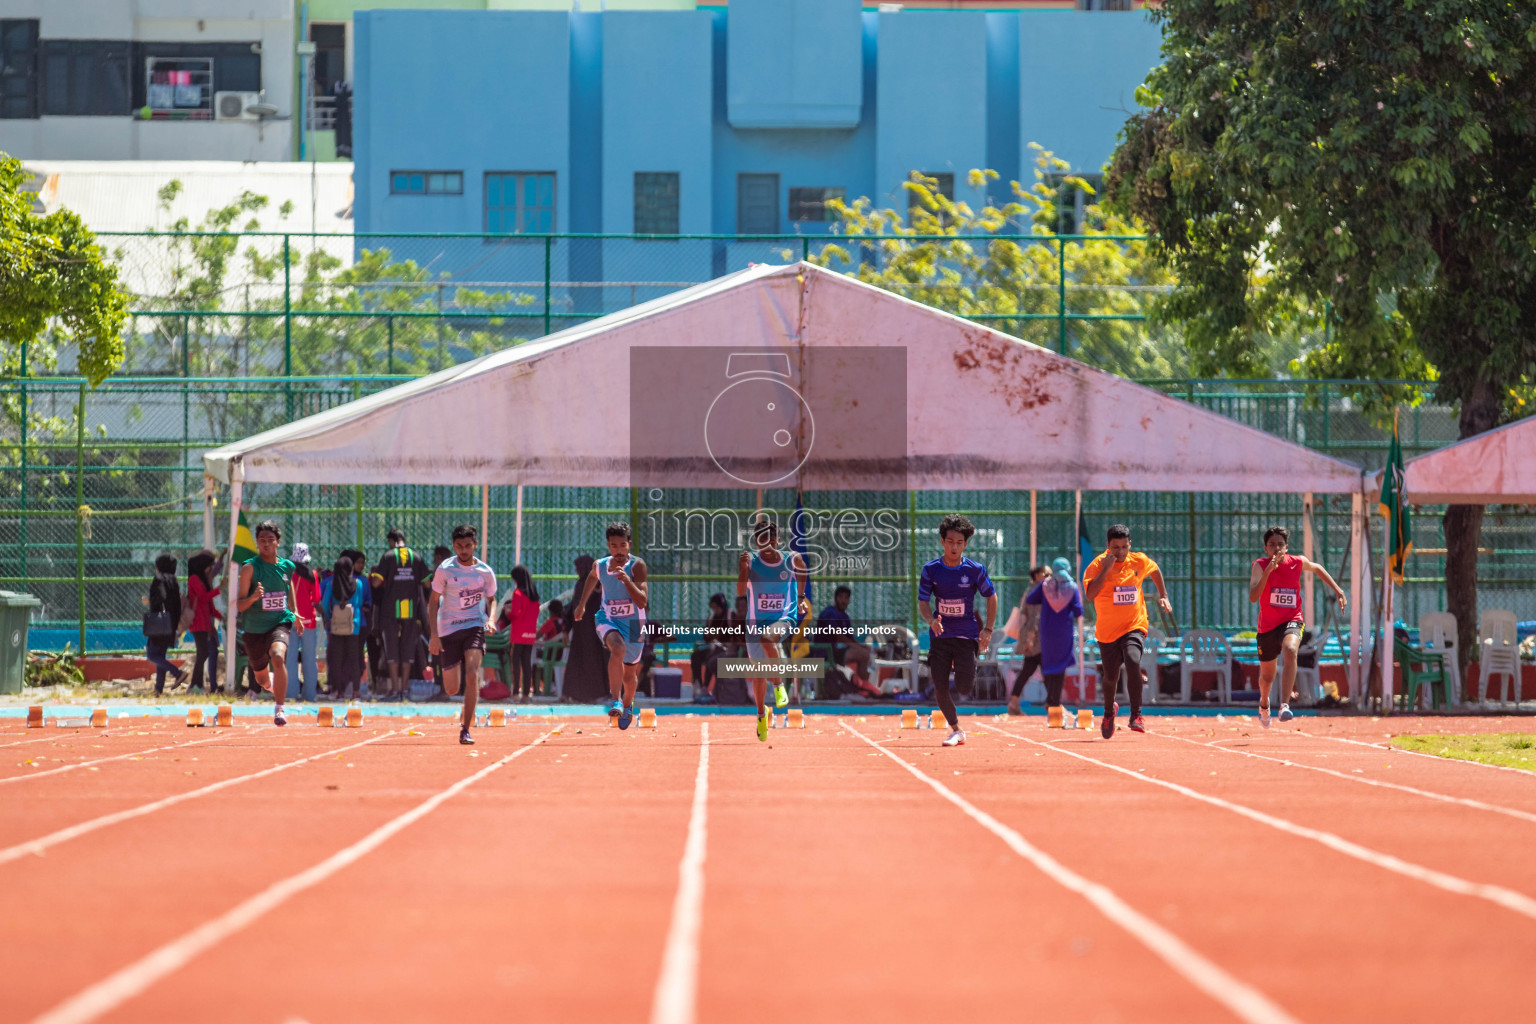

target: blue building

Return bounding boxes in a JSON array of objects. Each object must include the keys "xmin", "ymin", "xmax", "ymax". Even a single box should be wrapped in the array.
[{"xmin": 352, "ymin": 1, "xmax": 1161, "ymax": 320}]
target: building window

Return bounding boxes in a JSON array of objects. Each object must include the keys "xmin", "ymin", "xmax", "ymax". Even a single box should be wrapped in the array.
[
  {"xmin": 144, "ymin": 56, "xmax": 213, "ymax": 118},
  {"xmin": 391, "ymin": 170, "xmax": 463, "ymax": 196},
  {"xmin": 485, "ymin": 172, "xmax": 556, "ymax": 233},
  {"xmin": 1044, "ymin": 172, "xmax": 1104, "ymax": 235},
  {"xmin": 788, "ymin": 186, "xmax": 845, "ymax": 223},
  {"xmin": 737, "ymin": 173, "xmax": 780, "ymax": 234},
  {"xmin": 1077, "ymin": 0, "xmax": 1134, "ymax": 9},
  {"xmin": 0, "ymin": 19, "xmax": 39, "ymax": 119},
  {"xmin": 634, "ymin": 172, "xmax": 680, "ymax": 234},
  {"xmin": 41, "ymin": 40, "xmax": 130, "ymax": 116}
]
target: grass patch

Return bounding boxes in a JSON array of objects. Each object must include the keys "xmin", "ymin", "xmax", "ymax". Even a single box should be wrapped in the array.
[{"xmin": 1390, "ymin": 733, "xmax": 1536, "ymax": 772}]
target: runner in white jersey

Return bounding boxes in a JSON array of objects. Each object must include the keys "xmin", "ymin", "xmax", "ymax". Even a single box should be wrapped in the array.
[
  {"xmin": 427, "ymin": 525, "xmax": 497, "ymax": 745},
  {"xmin": 573, "ymin": 521, "xmax": 650, "ymax": 730}
]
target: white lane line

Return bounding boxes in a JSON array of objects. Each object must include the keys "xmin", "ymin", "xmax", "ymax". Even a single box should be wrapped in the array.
[
  {"xmin": 650, "ymin": 722, "xmax": 710, "ymax": 1024},
  {"xmin": 0, "ymin": 732, "xmax": 400, "ymax": 866},
  {"xmin": 1, "ymin": 735, "xmax": 230, "ymax": 785},
  {"xmin": 1153, "ymin": 731, "xmax": 1536, "ymax": 826},
  {"xmin": 0, "ymin": 736, "xmax": 71, "ymax": 750},
  {"xmin": 841, "ymin": 722, "xmax": 1300, "ymax": 1024},
  {"xmin": 980, "ymin": 724, "xmax": 1536, "ymax": 923},
  {"xmin": 1297, "ymin": 729, "xmax": 1536, "ymax": 780},
  {"xmin": 29, "ymin": 730, "xmax": 557, "ymax": 1024}
]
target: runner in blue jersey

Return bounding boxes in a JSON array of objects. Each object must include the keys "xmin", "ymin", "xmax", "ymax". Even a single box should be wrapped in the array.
[
  {"xmin": 427, "ymin": 524, "xmax": 497, "ymax": 746},
  {"xmin": 573, "ymin": 522, "xmax": 649, "ymax": 730},
  {"xmin": 736, "ymin": 516, "xmax": 808, "ymax": 742},
  {"xmin": 918, "ymin": 514, "xmax": 998, "ymax": 748}
]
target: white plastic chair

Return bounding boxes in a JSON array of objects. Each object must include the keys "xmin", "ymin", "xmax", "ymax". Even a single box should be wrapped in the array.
[
  {"xmin": 1479, "ymin": 609, "xmax": 1521, "ymax": 707},
  {"xmin": 863, "ymin": 625, "xmax": 921, "ymax": 695},
  {"xmin": 1180, "ymin": 630, "xmax": 1234, "ymax": 703},
  {"xmin": 1418, "ymin": 612, "xmax": 1462, "ymax": 705}
]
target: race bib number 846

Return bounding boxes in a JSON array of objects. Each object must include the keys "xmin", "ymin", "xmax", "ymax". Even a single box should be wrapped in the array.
[{"xmin": 756, "ymin": 594, "xmax": 785, "ymax": 613}]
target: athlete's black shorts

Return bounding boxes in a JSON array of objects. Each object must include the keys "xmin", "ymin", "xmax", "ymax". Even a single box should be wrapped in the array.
[
  {"xmin": 1257, "ymin": 621, "xmax": 1303, "ymax": 662},
  {"xmin": 928, "ymin": 635, "xmax": 979, "ymax": 696},
  {"xmin": 439, "ymin": 625, "xmax": 485, "ymax": 672},
  {"xmin": 381, "ymin": 617, "xmax": 421, "ymax": 665},
  {"xmin": 243, "ymin": 625, "xmax": 292, "ymax": 673}
]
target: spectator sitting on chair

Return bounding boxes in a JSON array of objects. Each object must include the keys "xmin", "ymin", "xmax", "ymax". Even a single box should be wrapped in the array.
[
  {"xmin": 1007, "ymin": 565, "xmax": 1050, "ymax": 715},
  {"xmin": 817, "ymin": 585, "xmax": 881, "ymax": 698},
  {"xmin": 537, "ymin": 599, "xmax": 565, "ymax": 642},
  {"xmin": 689, "ymin": 593, "xmax": 731, "ymax": 703}
]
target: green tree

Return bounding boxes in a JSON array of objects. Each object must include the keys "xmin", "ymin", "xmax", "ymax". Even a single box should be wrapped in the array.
[
  {"xmin": 0, "ymin": 153, "xmax": 129, "ymax": 384},
  {"xmin": 1108, "ymin": 0, "xmax": 1536, "ymax": 666},
  {"xmin": 808, "ymin": 153, "xmax": 1187, "ymax": 378}
]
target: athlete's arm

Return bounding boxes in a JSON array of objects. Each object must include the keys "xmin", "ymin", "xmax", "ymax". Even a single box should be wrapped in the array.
[
  {"xmin": 236, "ymin": 562, "xmax": 261, "ymax": 612},
  {"xmin": 1082, "ymin": 555, "xmax": 1109, "ymax": 601},
  {"xmin": 288, "ymin": 576, "xmax": 305, "ymax": 633},
  {"xmin": 1302, "ymin": 558, "xmax": 1348, "ymax": 607},
  {"xmin": 1247, "ymin": 561, "xmax": 1267, "ymax": 603},
  {"xmin": 573, "ymin": 571, "xmax": 598, "ymax": 621},
  {"xmin": 427, "ymin": 590, "xmax": 442, "ymax": 654},
  {"xmin": 736, "ymin": 550, "xmax": 751, "ymax": 598},
  {"xmin": 918, "ymin": 599, "xmax": 943, "ymax": 636},
  {"xmin": 1148, "ymin": 567, "xmax": 1174, "ymax": 615},
  {"xmin": 979, "ymin": 592, "xmax": 998, "ymax": 647},
  {"xmin": 483, "ymin": 572, "xmax": 498, "ymax": 627},
  {"xmin": 622, "ymin": 559, "xmax": 649, "ymax": 609}
]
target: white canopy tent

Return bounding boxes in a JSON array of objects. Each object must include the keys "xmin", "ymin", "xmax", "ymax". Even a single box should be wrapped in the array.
[
  {"xmin": 205, "ymin": 261, "xmax": 1373, "ymax": 693},
  {"xmin": 1392, "ymin": 415, "xmax": 1536, "ymax": 504}
]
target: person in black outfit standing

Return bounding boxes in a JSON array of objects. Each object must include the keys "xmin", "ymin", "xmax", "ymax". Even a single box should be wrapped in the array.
[
  {"xmin": 146, "ymin": 554, "xmax": 186, "ymax": 694},
  {"xmin": 561, "ymin": 554, "xmax": 608, "ymax": 703}
]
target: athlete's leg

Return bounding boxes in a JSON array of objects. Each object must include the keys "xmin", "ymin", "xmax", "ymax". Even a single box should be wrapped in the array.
[
  {"xmin": 928, "ymin": 638, "xmax": 959, "ymax": 731},
  {"xmin": 1279, "ymin": 629, "xmax": 1302, "ymax": 703},
  {"xmin": 603, "ymin": 631, "xmax": 628, "ymax": 701},
  {"xmin": 1098, "ymin": 640, "xmax": 1126, "ymax": 718},
  {"xmin": 1258, "ymin": 657, "xmax": 1279, "ymax": 711},
  {"xmin": 948, "ymin": 640, "xmax": 977, "ymax": 729},
  {"xmin": 754, "ymin": 634, "xmax": 781, "ymax": 716},
  {"xmin": 268, "ymin": 640, "xmax": 291, "ymax": 704},
  {"xmin": 1120, "ymin": 633, "xmax": 1146, "ymax": 719},
  {"xmin": 461, "ymin": 649, "xmax": 482, "ymax": 730},
  {"xmin": 1043, "ymin": 671, "xmax": 1065, "ymax": 708}
]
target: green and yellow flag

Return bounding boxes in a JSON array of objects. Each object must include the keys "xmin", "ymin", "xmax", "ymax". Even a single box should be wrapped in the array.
[
  {"xmin": 1380, "ymin": 410, "xmax": 1412, "ymax": 583},
  {"xmin": 231, "ymin": 511, "xmax": 257, "ymax": 565}
]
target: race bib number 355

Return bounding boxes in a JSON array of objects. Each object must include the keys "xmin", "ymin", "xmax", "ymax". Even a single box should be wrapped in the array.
[
  {"xmin": 261, "ymin": 591, "xmax": 287, "ymax": 612},
  {"xmin": 936, "ymin": 598, "xmax": 965, "ymax": 617},
  {"xmin": 1112, "ymin": 586, "xmax": 1139, "ymax": 606},
  {"xmin": 1270, "ymin": 589, "xmax": 1298, "ymax": 608}
]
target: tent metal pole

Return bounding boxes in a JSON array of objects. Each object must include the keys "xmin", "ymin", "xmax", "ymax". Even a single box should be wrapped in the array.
[
  {"xmin": 1029, "ymin": 490, "xmax": 1037, "ymax": 568},
  {"xmin": 202, "ymin": 475, "xmax": 216, "ymax": 552},
  {"xmin": 1380, "ymin": 518, "xmax": 1395, "ymax": 713},
  {"xmin": 514, "ymin": 485, "xmax": 524, "ymax": 566},
  {"xmin": 1075, "ymin": 490, "xmax": 1089, "ymax": 704},
  {"xmin": 224, "ymin": 473, "xmax": 244, "ymax": 695},
  {"xmin": 1348, "ymin": 493, "xmax": 1365, "ymax": 697},
  {"xmin": 1302, "ymin": 492, "xmax": 1315, "ymax": 628}
]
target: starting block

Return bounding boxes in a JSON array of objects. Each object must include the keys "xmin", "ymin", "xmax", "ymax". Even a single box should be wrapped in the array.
[
  {"xmin": 929, "ymin": 710, "xmax": 946, "ymax": 730},
  {"xmin": 317, "ymin": 706, "xmax": 335, "ymax": 727},
  {"xmin": 27, "ymin": 706, "xmax": 43, "ymax": 728},
  {"xmin": 785, "ymin": 708, "xmax": 805, "ymax": 729},
  {"xmin": 901, "ymin": 708, "xmax": 919, "ymax": 729},
  {"xmin": 486, "ymin": 708, "xmax": 508, "ymax": 727},
  {"xmin": 186, "ymin": 707, "xmax": 205, "ymax": 727},
  {"xmin": 345, "ymin": 707, "xmax": 363, "ymax": 728},
  {"xmin": 91, "ymin": 708, "xmax": 109, "ymax": 728},
  {"xmin": 216, "ymin": 705, "xmax": 232, "ymax": 728},
  {"xmin": 638, "ymin": 708, "xmax": 657, "ymax": 728},
  {"xmin": 1047, "ymin": 706, "xmax": 1064, "ymax": 728},
  {"xmin": 1077, "ymin": 708, "xmax": 1094, "ymax": 731}
]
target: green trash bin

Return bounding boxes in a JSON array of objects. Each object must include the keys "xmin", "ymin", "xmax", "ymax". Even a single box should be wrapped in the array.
[{"xmin": 0, "ymin": 591, "xmax": 43, "ymax": 695}]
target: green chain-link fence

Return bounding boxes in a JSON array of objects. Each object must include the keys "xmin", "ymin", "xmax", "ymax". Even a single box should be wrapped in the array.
[{"xmin": 5, "ymin": 233, "xmax": 1533, "ymax": 650}]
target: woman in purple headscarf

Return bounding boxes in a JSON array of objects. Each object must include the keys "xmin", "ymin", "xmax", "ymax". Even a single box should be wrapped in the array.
[{"xmin": 1024, "ymin": 556, "xmax": 1083, "ymax": 712}]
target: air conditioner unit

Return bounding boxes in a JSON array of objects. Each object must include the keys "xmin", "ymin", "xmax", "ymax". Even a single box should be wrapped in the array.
[{"xmin": 215, "ymin": 91, "xmax": 263, "ymax": 121}]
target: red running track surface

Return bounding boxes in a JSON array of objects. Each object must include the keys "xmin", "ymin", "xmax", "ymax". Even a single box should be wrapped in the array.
[{"xmin": 2, "ymin": 713, "xmax": 1534, "ymax": 1023}]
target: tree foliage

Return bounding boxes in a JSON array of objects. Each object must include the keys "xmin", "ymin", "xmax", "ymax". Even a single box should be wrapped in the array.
[
  {"xmin": 0, "ymin": 153, "xmax": 129, "ymax": 385},
  {"xmin": 807, "ymin": 151, "xmax": 1189, "ymax": 379},
  {"xmin": 1108, "ymin": 0, "xmax": 1536, "ymax": 665}
]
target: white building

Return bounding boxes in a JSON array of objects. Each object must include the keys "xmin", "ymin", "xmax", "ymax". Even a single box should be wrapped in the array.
[{"xmin": 0, "ymin": 0, "xmax": 297, "ymax": 162}]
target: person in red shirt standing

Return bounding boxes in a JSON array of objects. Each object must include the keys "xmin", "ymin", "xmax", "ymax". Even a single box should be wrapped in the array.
[
  {"xmin": 496, "ymin": 565, "xmax": 541, "ymax": 701},
  {"xmin": 1249, "ymin": 526, "xmax": 1347, "ymax": 727},
  {"xmin": 185, "ymin": 549, "xmax": 223, "ymax": 693}
]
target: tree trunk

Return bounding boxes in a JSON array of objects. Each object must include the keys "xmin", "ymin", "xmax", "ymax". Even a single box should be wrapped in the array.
[{"xmin": 1443, "ymin": 376, "xmax": 1502, "ymax": 680}]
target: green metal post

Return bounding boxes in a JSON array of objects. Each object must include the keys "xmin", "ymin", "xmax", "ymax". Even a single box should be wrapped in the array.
[
  {"xmin": 543, "ymin": 235, "xmax": 553, "ymax": 336},
  {"xmin": 1057, "ymin": 238, "xmax": 1067, "ymax": 355},
  {"xmin": 18, "ymin": 338, "xmax": 27, "ymax": 584},
  {"xmin": 387, "ymin": 316, "xmax": 395, "ymax": 374},
  {"xmin": 801, "ymin": 237, "xmax": 810, "ymax": 262},
  {"xmin": 282, "ymin": 236, "xmax": 292, "ymax": 375},
  {"xmin": 76, "ymin": 382, "xmax": 86, "ymax": 655},
  {"xmin": 1187, "ymin": 380, "xmax": 1198, "ymax": 627},
  {"xmin": 353, "ymin": 380, "xmax": 364, "ymax": 549}
]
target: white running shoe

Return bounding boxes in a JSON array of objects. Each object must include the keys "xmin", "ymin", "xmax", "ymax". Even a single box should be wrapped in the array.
[
  {"xmin": 1258, "ymin": 705, "xmax": 1270, "ymax": 729},
  {"xmin": 942, "ymin": 729, "xmax": 965, "ymax": 747},
  {"xmin": 1278, "ymin": 703, "xmax": 1294, "ymax": 722},
  {"xmin": 274, "ymin": 706, "xmax": 287, "ymax": 727}
]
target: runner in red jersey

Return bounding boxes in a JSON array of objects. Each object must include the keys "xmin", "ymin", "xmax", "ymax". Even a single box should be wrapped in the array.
[{"xmin": 1249, "ymin": 526, "xmax": 1346, "ymax": 728}]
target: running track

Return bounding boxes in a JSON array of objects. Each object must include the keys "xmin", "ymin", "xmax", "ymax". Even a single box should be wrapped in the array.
[{"xmin": 3, "ymin": 713, "xmax": 1534, "ymax": 1023}]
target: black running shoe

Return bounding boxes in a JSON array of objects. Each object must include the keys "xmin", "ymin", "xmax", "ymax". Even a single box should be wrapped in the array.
[
  {"xmin": 1101, "ymin": 701, "xmax": 1118, "ymax": 739},
  {"xmin": 459, "ymin": 728, "xmax": 475, "ymax": 745}
]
